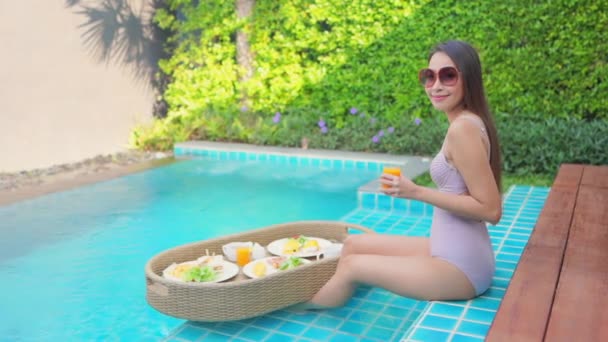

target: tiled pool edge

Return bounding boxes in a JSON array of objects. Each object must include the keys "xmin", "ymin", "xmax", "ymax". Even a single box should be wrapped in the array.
[
  {"xmin": 399, "ymin": 185, "xmax": 551, "ymax": 341},
  {"xmin": 167, "ymin": 143, "xmax": 551, "ymax": 341},
  {"xmin": 174, "ymin": 141, "xmax": 431, "ymax": 179}
]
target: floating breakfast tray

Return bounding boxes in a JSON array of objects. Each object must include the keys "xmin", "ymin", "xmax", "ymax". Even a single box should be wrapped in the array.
[{"xmin": 145, "ymin": 220, "xmax": 373, "ymax": 322}]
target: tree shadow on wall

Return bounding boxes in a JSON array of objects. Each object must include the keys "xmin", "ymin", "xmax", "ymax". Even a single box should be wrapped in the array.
[{"xmin": 65, "ymin": 0, "xmax": 169, "ymax": 117}]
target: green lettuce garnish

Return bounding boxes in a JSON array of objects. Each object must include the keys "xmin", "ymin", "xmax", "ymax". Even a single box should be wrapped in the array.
[
  {"xmin": 182, "ymin": 265, "xmax": 217, "ymax": 282},
  {"xmin": 297, "ymin": 236, "xmax": 308, "ymax": 246},
  {"xmin": 279, "ymin": 257, "xmax": 304, "ymax": 270}
]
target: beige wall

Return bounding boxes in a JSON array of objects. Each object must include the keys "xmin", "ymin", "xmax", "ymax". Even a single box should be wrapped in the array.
[{"xmin": 0, "ymin": 0, "xmax": 160, "ymax": 172}]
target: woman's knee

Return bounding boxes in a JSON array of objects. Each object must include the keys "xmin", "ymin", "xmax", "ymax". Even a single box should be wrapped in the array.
[
  {"xmin": 335, "ymin": 254, "xmax": 359, "ymax": 276},
  {"xmin": 341, "ymin": 235, "xmax": 365, "ymax": 256}
]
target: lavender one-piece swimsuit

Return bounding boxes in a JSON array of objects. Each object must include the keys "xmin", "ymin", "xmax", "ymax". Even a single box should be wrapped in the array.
[{"xmin": 429, "ymin": 117, "xmax": 496, "ymax": 295}]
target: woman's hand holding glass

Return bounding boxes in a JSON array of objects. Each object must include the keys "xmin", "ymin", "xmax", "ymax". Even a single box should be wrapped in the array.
[{"xmin": 379, "ymin": 169, "xmax": 419, "ymax": 199}]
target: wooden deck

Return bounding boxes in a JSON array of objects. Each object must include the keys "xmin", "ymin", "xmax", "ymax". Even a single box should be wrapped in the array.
[{"xmin": 487, "ymin": 164, "xmax": 608, "ymax": 342}]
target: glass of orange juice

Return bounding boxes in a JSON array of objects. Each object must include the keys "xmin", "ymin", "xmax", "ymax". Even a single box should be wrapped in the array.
[
  {"xmin": 236, "ymin": 247, "xmax": 251, "ymax": 267},
  {"xmin": 382, "ymin": 165, "xmax": 402, "ymax": 189}
]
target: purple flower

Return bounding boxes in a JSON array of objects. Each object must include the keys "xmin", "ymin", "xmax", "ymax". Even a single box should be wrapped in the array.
[
  {"xmin": 240, "ymin": 105, "xmax": 249, "ymax": 113},
  {"xmin": 350, "ymin": 107, "xmax": 358, "ymax": 115},
  {"xmin": 414, "ymin": 118, "xmax": 422, "ymax": 126},
  {"xmin": 378, "ymin": 130, "xmax": 385, "ymax": 137},
  {"xmin": 370, "ymin": 117, "xmax": 377, "ymax": 125},
  {"xmin": 318, "ymin": 119, "xmax": 326, "ymax": 128},
  {"xmin": 387, "ymin": 126, "xmax": 395, "ymax": 133},
  {"xmin": 272, "ymin": 112, "xmax": 281, "ymax": 124},
  {"xmin": 372, "ymin": 135, "xmax": 381, "ymax": 143},
  {"xmin": 321, "ymin": 126, "xmax": 328, "ymax": 134}
]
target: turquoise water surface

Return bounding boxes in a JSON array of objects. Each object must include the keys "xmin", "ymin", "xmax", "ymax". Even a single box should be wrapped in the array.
[{"xmin": 0, "ymin": 158, "xmax": 379, "ymax": 341}]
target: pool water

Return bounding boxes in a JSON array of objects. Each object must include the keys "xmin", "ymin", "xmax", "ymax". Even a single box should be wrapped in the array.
[{"xmin": 0, "ymin": 158, "xmax": 380, "ymax": 341}]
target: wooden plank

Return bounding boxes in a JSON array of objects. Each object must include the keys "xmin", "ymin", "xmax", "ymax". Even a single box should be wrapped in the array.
[
  {"xmin": 486, "ymin": 164, "xmax": 584, "ymax": 342},
  {"xmin": 552, "ymin": 164, "xmax": 585, "ymax": 188},
  {"xmin": 525, "ymin": 186, "xmax": 578, "ymax": 249},
  {"xmin": 544, "ymin": 186, "xmax": 608, "ymax": 341},
  {"xmin": 580, "ymin": 165, "xmax": 608, "ymax": 189},
  {"xmin": 485, "ymin": 245, "xmax": 565, "ymax": 342}
]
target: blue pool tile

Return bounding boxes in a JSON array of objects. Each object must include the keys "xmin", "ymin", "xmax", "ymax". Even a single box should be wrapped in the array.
[
  {"xmin": 411, "ymin": 328, "xmax": 450, "ymax": 341},
  {"xmin": 377, "ymin": 195, "xmax": 392, "ymax": 211},
  {"xmin": 366, "ymin": 326, "xmax": 395, "ymax": 340},
  {"xmin": 390, "ymin": 296, "xmax": 421, "ymax": 309},
  {"xmin": 367, "ymin": 290, "xmax": 392, "ymax": 302},
  {"xmin": 492, "ymin": 278, "xmax": 510, "ymax": 289},
  {"xmin": 286, "ymin": 311, "xmax": 318, "ymax": 324},
  {"xmin": 393, "ymin": 199, "xmax": 408, "ymax": 211},
  {"xmin": 451, "ymin": 334, "xmax": 485, "ymax": 342},
  {"xmin": 238, "ymin": 326, "xmax": 270, "ymax": 340},
  {"xmin": 504, "ymin": 239, "xmax": 528, "ymax": 247},
  {"xmin": 279, "ymin": 321, "xmax": 308, "ymax": 335},
  {"xmin": 174, "ymin": 326, "xmax": 205, "ymax": 340},
  {"xmin": 495, "ymin": 261, "xmax": 517, "ymax": 270},
  {"xmin": 252, "ymin": 316, "xmax": 283, "ymax": 329},
  {"xmin": 338, "ymin": 321, "xmax": 367, "ymax": 335},
  {"xmin": 355, "ymin": 161, "xmax": 366, "ymax": 169},
  {"xmin": 496, "ymin": 253, "xmax": 520, "ymax": 263},
  {"xmin": 500, "ymin": 246, "xmax": 524, "ymax": 254},
  {"xmin": 368, "ymin": 162, "xmax": 381, "ymax": 171},
  {"xmin": 265, "ymin": 332, "xmax": 297, "ymax": 342},
  {"xmin": 464, "ymin": 308, "xmax": 495, "ymax": 324},
  {"xmin": 329, "ymin": 333, "xmax": 360, "ymax": 342},
  {"xmin": 326, "ymin": 307, "xmax": 353, "ymax": 319},
  {"xmin": 470, "ymin": 297, "xmax": 501, "ymax": 311},
  {"xmin": 457, "ymin": 321, "xmax": 490, "ymax": 336},
  {"xmin": 213, "ymin": 322, "xmax": 246, "ymax": 335},
  {"xmin": 494, "ymin": 269, "xmax": 514, "ymax": 279},
  {"xmin": 204, "ymin": 332, "xmax": 232, "ymax": 341},
  {"xmin": 428, "ymin": 303, "xmax": 466, "ymax": 318},
  {"xmin": 375, "ymin": 314, "xmax": 404, "ymax": 329},
  {"xmin": 384, "ymin": 304, "xmax": 408, "ymax": 317},
  {"xmin": 303, "ymin": 326, "xmax": 332, "ymax": 340},
  {"xmin": 321, "ymin": 159, "xmax": 332, "ymax": 167},
  {"xmin": 420, "ymin": 314, "xmax": 458, "ymax": 330},
  {"xmin": 349, "ymin": 309, "xmax": 378, "ymax": 323},
  {"xmin": 484, "ymin": 287, "xmax": 506, "ymax": 299},
  {"xmin": 315, "ymin": 316, "xmax": 343, "ymax": 329},
  {"xmin": 409, "ymin": 201, "xmax": 425, "ymax": 215},
  {"xmin": 344, "ymin": 160, "xmax": 355, "ymax": 169},
  {"xmin": 358, "ymin": 301, "xmax": 385, "ymax": 313},
  {"xmin": 361, "ymin": 193, "xmax": 376, "ymax": 209},
  {"xmin": 344, "ymin": 297, "xmax": 363, "ymax": 308}
]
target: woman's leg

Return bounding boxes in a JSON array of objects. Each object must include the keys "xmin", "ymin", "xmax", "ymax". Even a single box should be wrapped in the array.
[
  {"xmin": 311, "ymin": 254, "xmax": 476, "ymax": 307},
  {"xmin": 341, "ymin": 233, "xmax": 430, "ymax": 257}
]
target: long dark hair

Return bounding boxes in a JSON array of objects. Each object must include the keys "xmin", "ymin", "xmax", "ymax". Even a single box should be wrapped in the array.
[{"xmin": 430, "ymin": 40, "xmax": 502, "ymax": 192}]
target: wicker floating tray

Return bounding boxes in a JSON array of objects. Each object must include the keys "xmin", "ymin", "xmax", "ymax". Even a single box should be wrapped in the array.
[{"xmin": 145, "ymin": 220, "xmax": 374, "ymax": 322}]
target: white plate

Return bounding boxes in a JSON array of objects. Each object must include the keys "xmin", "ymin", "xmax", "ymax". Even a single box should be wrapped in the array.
[
  {"xmin": 242, "ymin": 256, "xmax": 311, "ymax": 279},
  {"xmin": 162, "ymin": 259, "xmax": 239, "ymax": 283},
  {"xmin": 267, "ymin": 236, "xmax": 333, "ymax": 257}
]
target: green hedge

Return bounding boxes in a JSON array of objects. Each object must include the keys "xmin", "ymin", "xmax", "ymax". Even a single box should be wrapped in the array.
[{"xmin": 134, "ymin": 0, "xmax": 608, "ymax": 176}]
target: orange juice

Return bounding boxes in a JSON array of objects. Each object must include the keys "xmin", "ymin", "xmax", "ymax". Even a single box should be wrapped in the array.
[
  {"xmin": 382, "ymin": 166, "xmax": 402, "ymax": 189},
  {"xmin": 236, "ymin": 247, "xmax": 251, "ymax": 267}
]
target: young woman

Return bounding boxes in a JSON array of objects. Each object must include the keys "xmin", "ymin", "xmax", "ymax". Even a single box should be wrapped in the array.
[{"xmin": 306, "ymin": 40, "xmax": 502, "ymax": 308}]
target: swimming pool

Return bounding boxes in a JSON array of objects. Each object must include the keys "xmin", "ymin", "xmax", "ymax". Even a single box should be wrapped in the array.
[
  {"xmin": 0, "ymin": 143, "xmax": 549, "ymax": 342},
  {"xmin": 0, "ymin": 156, "xmax": 382, "ymax": 341}
]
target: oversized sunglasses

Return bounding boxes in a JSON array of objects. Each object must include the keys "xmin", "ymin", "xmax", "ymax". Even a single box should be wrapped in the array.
[{"xmin": 418, "ymin": 66, "xmax": 459, "ymax": 88}]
